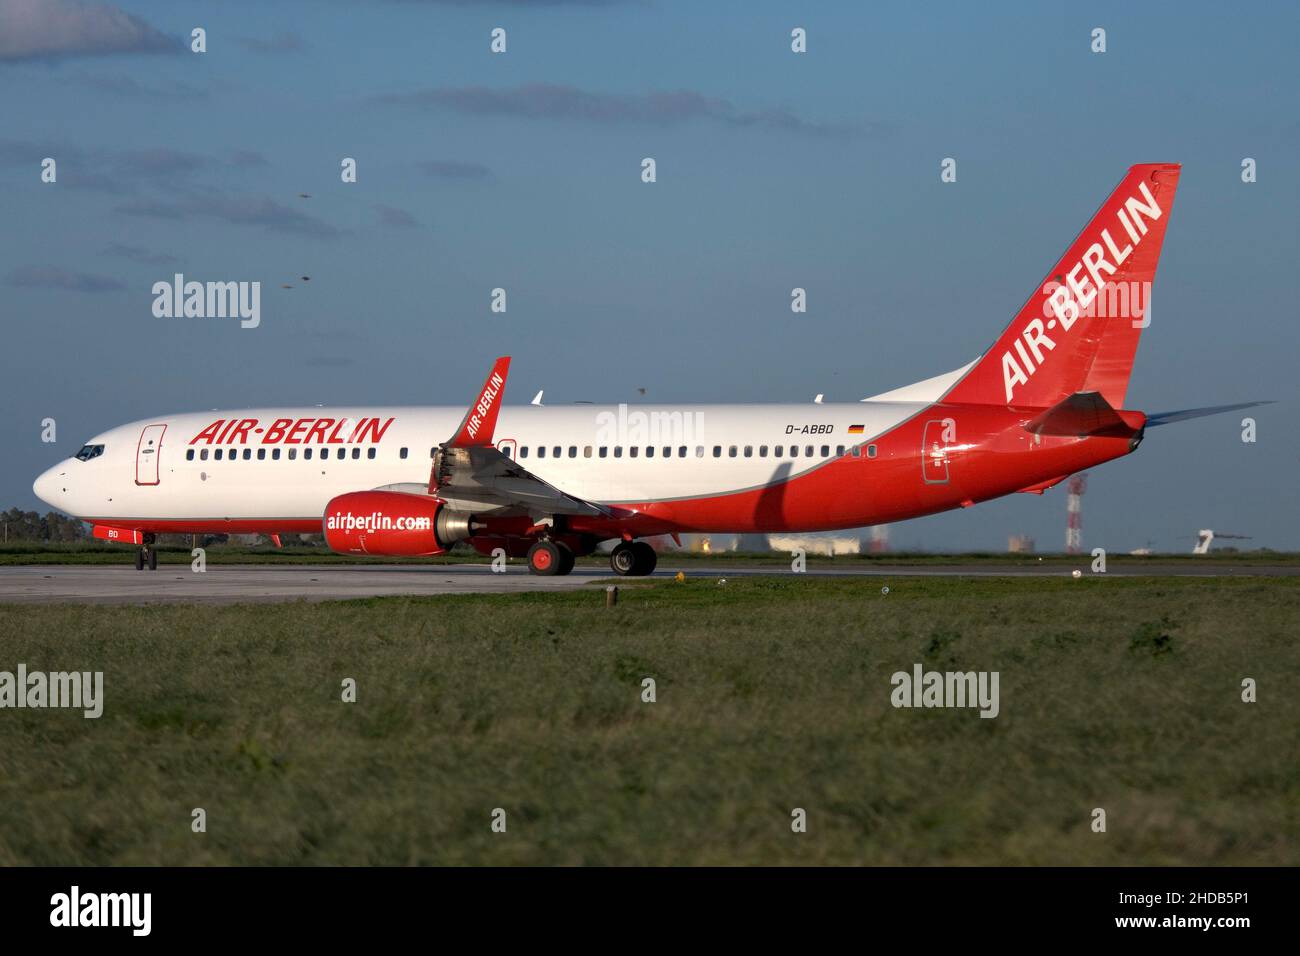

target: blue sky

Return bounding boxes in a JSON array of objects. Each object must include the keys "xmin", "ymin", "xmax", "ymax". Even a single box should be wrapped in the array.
[{"xmin": 2, "ymin": 0, "xmax": 1296, "ymax": 552}]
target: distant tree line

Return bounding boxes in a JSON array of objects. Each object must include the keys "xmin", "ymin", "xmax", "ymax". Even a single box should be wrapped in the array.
[{"xmin": 2, "ymin": 508, "xmax": 88, "ymax": 542}]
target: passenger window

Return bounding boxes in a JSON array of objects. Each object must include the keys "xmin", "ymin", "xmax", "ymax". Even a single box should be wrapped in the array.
[
  {"xmin": 351, "ymin": 448, "xmax": 360, "ymax": 459},
  {"xmin": 538, "ymin": 446, "xmax": 546, "ymax": 459},
  {"xmin": 552, "ymin": 446, "xmax": 561, "ymax": 458},
  {"xmin": 200, "ymin": 449, "xmax": 209, "ymax": 461},
  {"xmin": 695, "ymin": 446, "xmax": 704, "ymax": 457},
  {"xmin": 790, "ymin": 445, "xmax": 799, "ymax": 457},
  {"xmin": 759, "ymin": 445, "xmax": 768, "ymax": 457},
  {"xmin": 584, "ymin": 446, "xmax": 592, "ymax": 458},
  {"xmin": 336, "ymin": 448, "xmax": 345, "ymax": 460},
  {"xmin": 273, "ymin": 448, "xmax": 281, "ymax": 460},
  {"xmin": 367, "ymin": 448, "xmax": 376, "ymax": 459},
  {"xmin": 646, "ymin": 447, "xmax": 654, "ymax": 458},
  {"xmin": 744, "ymin": 446, "xmax": 753, "ymax": 458},
  {"xmin": 599, "ymin": 447, "xmax": 608, "ymax": 458},
  {"xmin": 665, "ymin": 447, "xmax": 673, "ymax": 458},
  {"xmin": 520, "ymin": 447, "xmax": 529, "ymax": 458},
  {"xmin": 400, "ymin": 447, "xmax": 408, "ymax": 460},
  {"xmin": 805, "ymin": 445, "xmax": 814, "ymax": 457},
  {"xmin": 867, "ymin": 444, "xmax": 877, "ymax": 458},
  {"xmin": 774, "ymin": 445, "xmax": 783, "ymax": 458},
  {"xmin": 186, "ymin": 449, "xmax": 195, "ymax": 461},
  {"xmin": 852, "ymin": 446, "xmax": 860, "ymax": 457},
  {"xmin": 728, "ymin": 446, "xmax": 738, "ymax": 458},
  {"xmin": 305, "ymin": 448, "xmax": 313, "ymax": 460},
  {"xmin": 837, "ymin": 445, "xmax": 845, "ymax": 457},
  {"xmin": 257, "ymin": 448, "xmax": 266, "ymax": 460},
  {"xmin": 820, "ymin": 445, "xmax": 830, "ymax": 457},
  {"xmin": 614, "ymin": 447, "xmax": 623, "ymax": 458},
  {"xmin": 242, "ymin": 448, "xmax": 251, "ymax": 460},
  {"xmin": 568, "ymin": 446, "xmax": 577, "ymax": 458},
  {"xmin": 630, "ymin": 447, "xmax": 639, "ymax": 458},
  {"xmin": 713, "ymin": 446, "xmax": 722, "ymax": 457},
  {"xmin": 215, "ymin": 449, "xmax": 223, "ymax": 461},
  {"xmin": 678, "ymin": 446, "xmax": 686, "ymax": 458}
]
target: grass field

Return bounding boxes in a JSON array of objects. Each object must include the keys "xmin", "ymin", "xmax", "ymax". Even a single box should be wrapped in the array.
[{"xmin": 1, "ymin": 575, "xmax": 1296, "ymax": 865}]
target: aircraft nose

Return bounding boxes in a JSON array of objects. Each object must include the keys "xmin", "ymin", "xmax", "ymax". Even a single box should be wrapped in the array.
[{"xmin": 33, "ymin": 464, "xmax": 67, "ymax": 508}]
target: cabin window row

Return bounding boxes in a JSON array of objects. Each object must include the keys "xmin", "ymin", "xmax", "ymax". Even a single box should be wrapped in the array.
[
  {"xmin": 185, "ymin": 443, "xmax": 879, "ymax": 462},
  {"xmin": 502, "ymin": 444, "xmax": 878, "ymax": 460},
  {"xmin": 186, "ymin": 447, "xmax": 378, "ymax": 461}
]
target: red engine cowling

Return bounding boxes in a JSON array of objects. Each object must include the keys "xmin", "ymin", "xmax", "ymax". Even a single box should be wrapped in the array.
[{"xmin": 322, "ymin": 490, "xmax": 474, "ymax": 556}]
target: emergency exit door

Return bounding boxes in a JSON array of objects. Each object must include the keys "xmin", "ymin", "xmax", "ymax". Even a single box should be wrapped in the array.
[{"xmin": 921, "ymin": 420, "xmax": 951, "ymax": 484}]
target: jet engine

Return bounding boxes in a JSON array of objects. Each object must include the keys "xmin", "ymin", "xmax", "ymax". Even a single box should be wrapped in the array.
[{"xmin": 322, "ymin": 490, "xmax": 476, "ymax": 556}]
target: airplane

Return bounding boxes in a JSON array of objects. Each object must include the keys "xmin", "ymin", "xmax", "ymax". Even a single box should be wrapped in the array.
[{"xmin": 33, "ymin": 163, "xmax": 1268, "ymax": 576}]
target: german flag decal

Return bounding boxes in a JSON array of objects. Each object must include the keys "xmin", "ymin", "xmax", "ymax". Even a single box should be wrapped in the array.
[{"xmin": 847, "ymin": 424, "xmax": 865, "ymax": 434}]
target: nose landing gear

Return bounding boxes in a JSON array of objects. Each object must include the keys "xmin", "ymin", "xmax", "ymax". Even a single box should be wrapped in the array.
[{"xmin": 135, "ymin": 533, "xmax": 158, "ymax": 571}]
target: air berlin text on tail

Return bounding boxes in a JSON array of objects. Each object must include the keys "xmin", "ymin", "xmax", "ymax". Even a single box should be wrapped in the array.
[{"xmin": 1002, "ymin": 177, "xmax": 1164, "ymax": 403}]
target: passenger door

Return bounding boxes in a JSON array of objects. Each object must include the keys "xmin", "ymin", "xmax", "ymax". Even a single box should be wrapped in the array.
[{"xmin": 135, "ymin": 423, "xmax": 167, "ymax": 486}]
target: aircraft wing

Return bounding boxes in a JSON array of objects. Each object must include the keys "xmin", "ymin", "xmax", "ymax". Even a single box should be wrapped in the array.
[
  {"xmin": 426, "ymin": 356, "xmax": 611, "ymax": 518},
  {"xmin": 431, "ymin": 443, "xmax": 610, "ymax": 517}
]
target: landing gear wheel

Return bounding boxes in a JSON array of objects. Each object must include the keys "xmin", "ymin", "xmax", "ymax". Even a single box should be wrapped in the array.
[
  {"xmin": 610, "ymin": 542, "xmax": 637, "ymax": 575},
  {"xmin": 527, "ymin": 539, "xmax": 564, "ymax": 576},
  {"xmin": 135, "ymin": 550, "xmax": 145, "ymax": 571},
  {"xmin": 631, "ymin": 541, "xmax": 657, "ymax": 576},
  {"xmin": 147, "ymin": 548, "xmax": 158, "ymax": 571},
  {"xmin": 610, "ymin": 541, "xmax": 657, "ymax": 576}
]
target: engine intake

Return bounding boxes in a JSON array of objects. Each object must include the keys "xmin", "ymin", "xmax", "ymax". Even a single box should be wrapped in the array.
[{"xmin": 322, "ymin": 490, "xmax": 475, "ymax": 556}]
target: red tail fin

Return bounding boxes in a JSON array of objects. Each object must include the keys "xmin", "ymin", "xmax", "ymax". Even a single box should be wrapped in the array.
[{"xmin": 944, "ymin": 163, "xmax": 1180, "ymax": 409}]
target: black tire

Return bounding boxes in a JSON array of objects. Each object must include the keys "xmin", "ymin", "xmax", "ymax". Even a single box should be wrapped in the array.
[
  {"xmin": 527, "ymin": 539, "xmax": 563, "ymax": 576},
  {"xmin": 610, "ymin": 542, "xmax": 637, "ymax": 576},
  {"xmin": 135, "ymin": 550, "xmax": 145, "ymax": 571},
  {"xmin": 631, "ymin": 541, "xmax": 657, "ymax": 576},
  {"xmin": 556, "ymin": 543, "xmax": 576, "ymax": 576},
  {"xmin": 147, "ymin": 549, "xmax": 158, "ymax": 571}
]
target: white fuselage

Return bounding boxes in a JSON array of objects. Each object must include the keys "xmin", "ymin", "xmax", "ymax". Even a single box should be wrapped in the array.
[{"xmin": 34, "ymin": 402, "xmax": 925, "ymax": 526}]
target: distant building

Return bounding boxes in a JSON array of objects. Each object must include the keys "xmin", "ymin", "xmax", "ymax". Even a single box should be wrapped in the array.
[{"xmin": 1008, "ymin": 534, "xmax": 1036, "ymax": 553}]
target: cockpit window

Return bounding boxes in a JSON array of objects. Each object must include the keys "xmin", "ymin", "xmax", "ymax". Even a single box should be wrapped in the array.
[{"xmin": 74, "ymin": 444, "xmax": 105, "ymax": 461}]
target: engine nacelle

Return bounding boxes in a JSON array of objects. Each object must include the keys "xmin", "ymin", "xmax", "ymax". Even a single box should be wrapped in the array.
[{"xmin": 322, "ymin": 490, "xmax": 474, "ymax": 556}]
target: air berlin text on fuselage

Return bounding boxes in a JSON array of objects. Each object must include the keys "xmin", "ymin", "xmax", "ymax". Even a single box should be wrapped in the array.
[
  {"xmin": 1001, "ymin": 179, "xmax": 1163, "ymax": 403},
  {"xmin": 188, "ymin": 416, "xmax": 395, "ymax": 445}
]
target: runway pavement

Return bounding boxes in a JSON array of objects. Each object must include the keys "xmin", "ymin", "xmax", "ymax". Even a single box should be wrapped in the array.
[{"xmin": 0, "ymin": 560, "xmax": 1295, "ymax": 605}]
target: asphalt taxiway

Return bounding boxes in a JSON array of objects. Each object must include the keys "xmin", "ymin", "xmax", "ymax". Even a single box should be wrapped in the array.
[{"xmin": 0, "ymin": 561, "xmax": 1294, "ymax": 605}]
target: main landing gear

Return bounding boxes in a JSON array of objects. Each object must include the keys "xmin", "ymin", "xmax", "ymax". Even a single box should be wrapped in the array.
[
  {"xmin": 527, "ymin": 538, "xmax": 576, "ymax": 576},
  {"xmin": 135, "ymin": 533, "xmax": 158, "ymax": 571},
  {"xmin": 524, "ymin": 537, "xmax": 657, "ymax": 577},
  {"xmin": 609, "ymin": 540, "xmax": 656, "ymax": 577}
]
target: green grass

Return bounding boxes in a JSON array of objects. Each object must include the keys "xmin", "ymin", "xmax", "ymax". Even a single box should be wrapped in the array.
[{"xmin": 0, "ymin": 576, "xmax": 1296, "ymax": 865}]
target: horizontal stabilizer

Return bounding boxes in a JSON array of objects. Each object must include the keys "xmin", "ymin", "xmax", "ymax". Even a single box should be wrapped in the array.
[
  {"xmin": 1024, "ymin": 391, "xmax": 1143, "ymax": 437},
  {"xmin": 1145, "ymin": 401, "xmax": 1273, "ymax": 427}
]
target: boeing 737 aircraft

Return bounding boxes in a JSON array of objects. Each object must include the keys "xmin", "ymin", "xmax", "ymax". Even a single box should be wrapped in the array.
[{"xmin": 32, "ymin": 164, "xmax": 1264, "ymax": 575}]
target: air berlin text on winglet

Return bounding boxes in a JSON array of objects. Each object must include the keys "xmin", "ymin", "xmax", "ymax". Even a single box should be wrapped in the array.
[
  {"xmin": 466, "ymin": 372, "xmax": 504, "ymax": 441},
  {"xmin": 1001, "ymin": 179, "xmax": 1162, "ymax": 403},
  {"xmin": 188, "ymin": 416, "xmax": 395, "ymax": 445}
]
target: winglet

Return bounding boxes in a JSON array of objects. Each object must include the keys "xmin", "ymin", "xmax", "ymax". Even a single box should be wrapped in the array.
[{"xmin": 449, "ymin": 356, "xmax": 511, "ymax": 447}]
